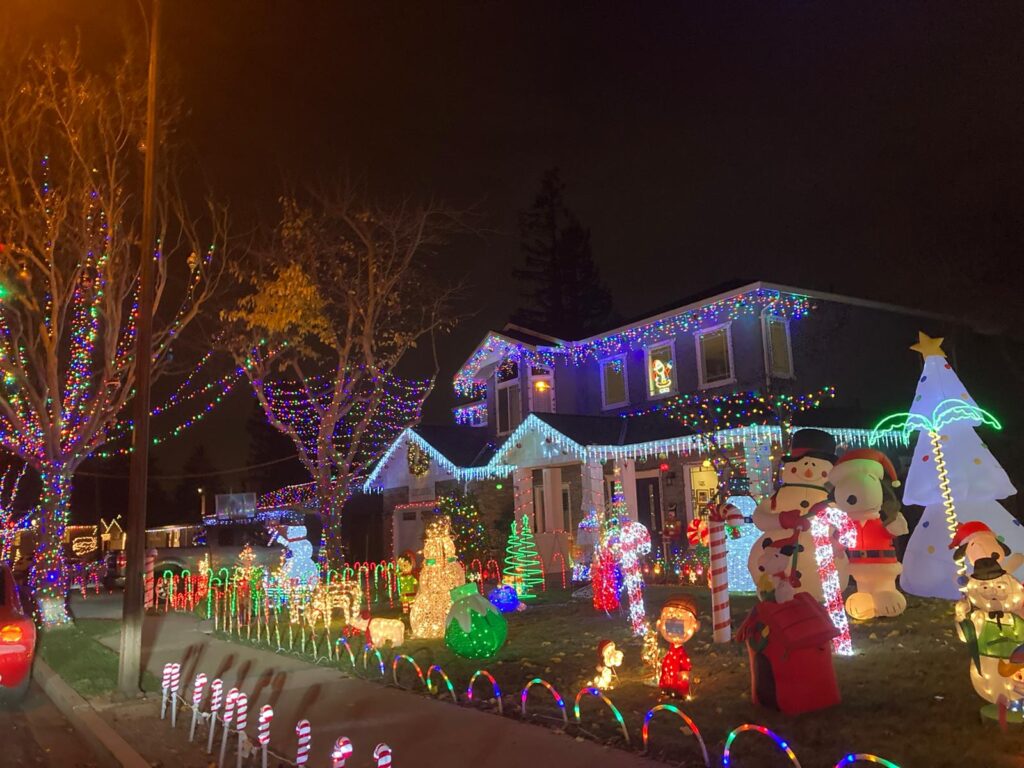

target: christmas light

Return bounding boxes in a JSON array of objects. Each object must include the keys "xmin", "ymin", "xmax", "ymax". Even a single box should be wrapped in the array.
[
  {"xmin": 617, "ymin": 519, "xmax": 651, "ymax": 636},
  {"xmin": 572, "ymin": 687, "xmax": 630, "ymax": 743},
  {"xmin": 453, "ymin": 401, "xmax": 487, "ymax": 427},
  {"xmin": 722, "ymin": 724, "xmax": 802, "ymax": 767},
  {"xmin": 466, "ymin": 669, "xmax": 503, "ymax": 713},
  {"xmin": 445, "ymin": 582, "xmax": 508, "ymax": 659},
  {"xmin": 835, "ymin": 757, "xmax": 902, "ymax": 768},
  {"xmin": 809, "ymin": 504, "xmax": 857, "ymax": 656},
  {"xmin": 391, "ymin": 655, "xmax": 425, "ymax": 689},
  {"xmin": 641, "ymin": 705, "xmax": 709, "ymax": 767},
  {"xmin": 425, "ymin": 664, "xmax": 458, "ymax": 703},
  {"xmin": 519, "ymin": 678, "xmax": 568, "ymax": 725},
  {"xmin": 410, "ymin": 516, "xmax": 464, "ymax": 637}
]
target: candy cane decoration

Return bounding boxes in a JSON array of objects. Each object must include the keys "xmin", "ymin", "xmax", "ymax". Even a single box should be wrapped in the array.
[
  {"xmin": 219, "ymin": 688, "xmax": 238, "ymax": 768},
  {"xmin": 234, "ymin": 692, "xmax": 248, "ymax": 768},
  {"xmin": 169, "ymin": 662, "xmax": 181, "ymax": 728},
  {"xmin": 373, "ymin": 744, "xmax": 392, "ymax": 768},
  {"xmin": 618, "ymin": 521, "xmax": 652, "ymax": 636},
  {"xmin": 331, "ymin": 736, "xmax": 354, "ymax": 768},
  {"xmin": 207, "ymin": 679, "xmax": 224, "ymax": 754},
  {"xmin": 295, "ymin": 719, "xmax": 312, "ymax": 766},
  {"xmin": 160, "ymin": 663, "xmax": 172, "ymax": 720},
  {"xmin": 189, "ymin": 673, "xmax": 207, "ymax": 742},
  {"xmin": 809, "ymin": 501, "xmax": 857, "ymax": 656},
  {"xmin": 257, "ymin": 705, "xmax": 273, "ymax": 768},
  {"xmin": 708, "ymin": 503, "xmax": 743, "ymax": 642}
]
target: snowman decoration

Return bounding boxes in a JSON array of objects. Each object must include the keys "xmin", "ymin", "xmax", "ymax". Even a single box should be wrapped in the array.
[
  {"xmin": 270, "ymin": 524, "xmax": 320, "ymax": 588},
  {"xmin": 747, "ymin": 429, "xmax": 849, "ymax": 603}
]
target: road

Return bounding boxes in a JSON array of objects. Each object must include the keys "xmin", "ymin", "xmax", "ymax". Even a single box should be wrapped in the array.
[{"xmin": 0, "ymin": 683, "xmax": 100, "ymax": 767}]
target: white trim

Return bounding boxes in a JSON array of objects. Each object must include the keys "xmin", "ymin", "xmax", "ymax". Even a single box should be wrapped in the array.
[
  {"xmin": 598, "ymin": 354, "xmax": 629, "ymax": 410},
  {"xmin": 695, "ymin": 321, "xmax": 736, "ymax": 389},
  {"xmin": 496, "ymin": 379, "xmax": 521, "ymax": 436},
  {"xmin": 528, "ymin": 367, "xmax": 556, "ymax": 414},
  {"xmin": 644, "ymin": 340, "xmax": 678, "ymax": 400},
  {"xmin": 761, "ymin": 313, "xmax": 794, "ymax": 379}
]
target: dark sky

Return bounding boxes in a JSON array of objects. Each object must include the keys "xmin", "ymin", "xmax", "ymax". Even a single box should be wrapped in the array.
[{"xmin": 5, "ymin": 1, "xmax": 1024, "ymax": 507}]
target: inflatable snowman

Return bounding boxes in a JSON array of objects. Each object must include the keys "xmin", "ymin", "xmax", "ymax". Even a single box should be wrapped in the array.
[
  {"xmin": 748, "ymin": 429, "xmax": 849, "ymax": 603},
  {"xmin": 271, "ymin": 524, "xmax": 320, "ymax": 587}
]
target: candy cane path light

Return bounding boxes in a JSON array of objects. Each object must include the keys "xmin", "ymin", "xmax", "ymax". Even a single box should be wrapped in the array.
[
  {"xmin": 295, "ymin": 719, "xmax": 312, "ymax": 766},
  {"xmin": 572, "ymin": 687, "xmax": 629, "ymax": 743},
  {"xmin": 641, "ymin": 704, "xmax": 709, "ymax": 767},
  {"xmin": 332, "ymin": 736, "xmax": 353, "ymax": 768},
  {"xmin": 466, "ymin": 669, "xmax": 503, "ymax": 714},
  {"xmin": 722, "ymin": 724, "xmax": 802, "ymax": 768},
  {"xmin": 520, "ymin": 678, "xmax": 568, "ymax": 726}
]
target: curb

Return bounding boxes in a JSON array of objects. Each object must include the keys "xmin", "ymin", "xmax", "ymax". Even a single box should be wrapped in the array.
[{"xmin": 35, "ymin": 659, "xmax": 151, "ymax": 768}]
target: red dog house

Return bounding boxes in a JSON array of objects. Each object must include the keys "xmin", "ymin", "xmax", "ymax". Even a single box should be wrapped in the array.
[{"xmin": 736, "ymin": 592, "xmax": 841, "ymax": 715}]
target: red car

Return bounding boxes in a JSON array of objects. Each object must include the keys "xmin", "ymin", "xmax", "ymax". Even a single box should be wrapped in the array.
[{"xmin": 0, "ymin": 564, "xmax": 36, "ymax": 701}]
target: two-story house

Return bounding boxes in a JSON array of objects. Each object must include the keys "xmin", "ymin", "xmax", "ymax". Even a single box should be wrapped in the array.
[{"xmin": 364, "ymin": 280, "xmax": 965, "ymax": 569}]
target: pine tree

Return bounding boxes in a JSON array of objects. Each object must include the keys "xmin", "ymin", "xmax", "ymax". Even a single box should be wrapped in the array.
[{"xmin": 512, "ymin": 169, "xmax": 613, "ymax": 338}]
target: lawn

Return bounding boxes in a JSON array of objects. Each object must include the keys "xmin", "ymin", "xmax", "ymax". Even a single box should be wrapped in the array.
[
  {"xmin": 38, "ymin": 619, "xmax": 159, "ymax": 698},
  {"xmin": 215, "ymin": 585, "xmax": 1019, "ymax": 768}
]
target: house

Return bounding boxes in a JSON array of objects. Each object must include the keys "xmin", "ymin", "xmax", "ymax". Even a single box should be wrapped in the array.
[{"xmin": 364, "ymin": 280, "xmax": 985, "ymax": 571}]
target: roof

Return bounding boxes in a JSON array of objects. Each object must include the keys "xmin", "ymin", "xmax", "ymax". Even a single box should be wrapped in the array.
[{"xmin": 411, "ymin": 424, "xmax": 498, "ymax": 467}]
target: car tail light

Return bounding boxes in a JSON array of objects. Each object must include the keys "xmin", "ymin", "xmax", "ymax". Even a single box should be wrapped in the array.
[{"xmin": 0, "ymin": 623, "xmax": 23, "ymax": 643}]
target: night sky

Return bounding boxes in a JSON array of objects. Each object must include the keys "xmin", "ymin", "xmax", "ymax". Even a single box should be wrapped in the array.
[{"xmin": 4, "ymin": 2, "xmax": 1023, "ymax": 514}]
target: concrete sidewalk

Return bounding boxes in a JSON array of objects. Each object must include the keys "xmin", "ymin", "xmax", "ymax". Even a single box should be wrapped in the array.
[{"xmin": 95, "ymin": 610, "xmax": 655, "ymax": 768}]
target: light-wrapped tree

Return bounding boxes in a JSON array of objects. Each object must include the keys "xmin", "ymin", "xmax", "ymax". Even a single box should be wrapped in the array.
[{"xmin": 0, "ymin": 44, "xmax": 223, "ymax": 623}]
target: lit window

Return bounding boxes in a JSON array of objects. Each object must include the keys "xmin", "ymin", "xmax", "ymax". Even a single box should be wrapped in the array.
[
  {"xmin": 600, "ymin": 356, "xmax": 628, "ymax": 409},
  {"xmin": 696, "ymin": 324, "xmax": 734, "ymax": 387},
  {"xmin": 530, "ymin": 371, "xmax": 554, "ymax": 413},
  {"xmin": 763, "ymin": 315, "xmax": 793, "ymax": 378},
  {"xmin": 497, "ymin": 382, "xmax": 521, "ymax": 434},
  {"xmin": 646, "ymin": 342, "xmax": 677, "ymax": 398}
]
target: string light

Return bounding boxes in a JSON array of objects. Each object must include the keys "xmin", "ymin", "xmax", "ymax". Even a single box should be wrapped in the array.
[
  {"xmin": 572, "ymin": 687, "xmax": 630, "ymax": 744},
  {"xmin": 641, "ymin": 705, "xmax": 710, "ymax": 767},
  {"xmin": 810, "ymin": 504, "xmax": 857, "ymax": 656},
  {"xmin": 722, "ymin": 724, "xmax": 803, "ymax": 768},
  {"xmin": 519, "ymin": 678, "xmax": 568, "ymax": 725}
]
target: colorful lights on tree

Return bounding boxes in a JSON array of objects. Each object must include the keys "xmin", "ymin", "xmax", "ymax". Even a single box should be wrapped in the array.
[{"xmin": 436, "ymin": 493, "xmax": 492, "ymax": 563}]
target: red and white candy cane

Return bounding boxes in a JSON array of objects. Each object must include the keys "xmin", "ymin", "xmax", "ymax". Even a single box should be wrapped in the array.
[
  {"xmin": 219, "ymin": 688, "xmax": 238, "ymax": 768},
  {"xmin": 234, "ymin": 692, "xmax": 248, "ymax": 768},
  {"xmin": 331, "ymin": 736, "xmax": 353, "ymax": 768},
  {"xmin": 295, "ymin": 719, "xmax": 312, "ymax": 766},
  {"xmin": 189, "ymin": 673, "xmax": 207, "ymax": 742},
  {"xmin": 373, "ymin": 743, "xmax": 393, "ymax": 768},
  {"xmin": 169, "ymin": 663, "xmax": 181, "ymax": 727},
  {"xmin": 707, "ymin": 503, "xmax": 742, "ymax": 643},
  {"xmin": 257, "ymin": 705, "xmax": 273, "ymax": 768},
  {"xmin": 810, "ymin": 501, "xmax": 857, "ymax": 656},
  {"xmin": 207, "ymin": 679, "xmax": 224, "ymax": 754},
  {"xmin": 160, "ymin": 663, "xmax": 172, "ymax": 720}
]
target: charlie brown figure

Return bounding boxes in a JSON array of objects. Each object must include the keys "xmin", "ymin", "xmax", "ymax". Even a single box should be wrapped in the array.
[{"xmin": 656, "ymin": 595, "xmax": 700, "ymax": 698}]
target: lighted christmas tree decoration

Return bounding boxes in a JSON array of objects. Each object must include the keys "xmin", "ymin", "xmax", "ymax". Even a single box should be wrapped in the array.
[
  {"xmin": 656, "ymin": 596, "xmax": 699, "ymax": 699},
  {"xmin": 445, "ymin": 582, "xmax": 508, "ymax": 659},
  {"xmin": 436, "ymin": 493, "xmax": 492, "ymax": 562},
  {"xmin": 504, "ymin": 516, "xmax": 543, "ymax": 599},
  {"xmin": 410, "ymin": 515, "xmax": 465, "ymax": 638},
  {"xmin": 871, "ymin": 332, "xmax": 1024, "ymax": 599}
]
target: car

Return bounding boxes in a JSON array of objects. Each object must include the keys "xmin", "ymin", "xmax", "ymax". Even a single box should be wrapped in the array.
[{"xmin": 0, "ymin": 564, "xmax": 36, "ymax": 703}]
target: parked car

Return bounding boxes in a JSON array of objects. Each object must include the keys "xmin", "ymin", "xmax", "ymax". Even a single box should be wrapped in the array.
[{"xmin": 0, "ymin": 563, "xmax": 36, "ymax": 702}]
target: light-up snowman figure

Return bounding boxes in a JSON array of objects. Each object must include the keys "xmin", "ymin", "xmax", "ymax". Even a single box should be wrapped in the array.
[{"xmin": 270, "ymin": 525, "xmax": 320, "ymax": 588}]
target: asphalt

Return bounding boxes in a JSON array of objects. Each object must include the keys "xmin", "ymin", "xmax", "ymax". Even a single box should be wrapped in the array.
[
  {"xmin": 76, "ymin": 594, "xmax": 655, "ymax": 768},
  {"xmin": 0, "ymin": 682, "xmax": 101, "ymax": 767}
]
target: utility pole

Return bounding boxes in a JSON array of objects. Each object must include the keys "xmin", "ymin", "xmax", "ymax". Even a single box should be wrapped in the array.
[{"xmin": 118, "ymin": 0, "xmax": 160, "ymax": 695}]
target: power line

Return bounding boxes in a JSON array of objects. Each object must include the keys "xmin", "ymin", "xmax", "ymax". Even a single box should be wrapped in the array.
[{"xmin": 76, "ymin": 454, "xmax": 302, "ymax": 480}]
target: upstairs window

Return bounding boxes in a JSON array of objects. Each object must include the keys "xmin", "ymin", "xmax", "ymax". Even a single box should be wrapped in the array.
[
  {"xmin": 529, "ymin": 367, "xmax": 555, "ymax": 413},
  {"xmin": 600, "ymin": 355, "xmax": 628, "ymax": 409},
  {"xmin": 646, "ymin": 342, "xmax": 677, "ymax": 398},
  {"xmin": 763, "ymin": 314, "xmax": 794, "ymax": 378},
  {"xmin": 696, "ymin": 323, "xmax": 735, "ymax": 388}
]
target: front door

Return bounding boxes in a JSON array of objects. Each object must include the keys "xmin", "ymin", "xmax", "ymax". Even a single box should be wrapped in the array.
[{"xmin": 636, "ymin": 477, "xmax": 662, "ymax": 533}]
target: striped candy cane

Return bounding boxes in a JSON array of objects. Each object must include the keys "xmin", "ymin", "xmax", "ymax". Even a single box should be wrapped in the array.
[
  {"xmin": 257, "ymin": 705, "xmax": 273, "ymax": 768},
  {"xmin": 169, "ymin": 663, "xmax": 181, "ymax": 727},
  {"xmin": 373, "ymin": 743, "xmax": 393, "ymax": 768},
  {"xmin": 331, "ymin": 736, "xmax": 353, "ymax": 768},
  {"xmin": 189, "ymin": 673, "xmax": 207, "ymax": 742},
  {"xmin": 707, "ymin": 503, "xmax": 741, "ymax": 642},
  {"xmin": 160, "ymin": 663, "xmax": 172, "ymax": 720},
  {"xmin": 219, "ymin": 688, "xmax": 238, "ymax": 768},
  {"xmin": 810, "ymin": 501, "xmax": 858, "ymax": 656},
  {"xmin": 207, "ymin": 679, "xmax": 224, "ymax": 754},
  {"xmin": 295, "ymin": 719, "xmax": 312, "ymax": 766},
  {"xmin": 234, "ymin": 692, "xmax": 248, "ymax": 768}
]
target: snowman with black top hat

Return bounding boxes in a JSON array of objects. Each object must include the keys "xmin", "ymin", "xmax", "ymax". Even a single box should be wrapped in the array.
[{"xmin": 748, "ymin": 428, "xmax": 850, "ymax": 603}]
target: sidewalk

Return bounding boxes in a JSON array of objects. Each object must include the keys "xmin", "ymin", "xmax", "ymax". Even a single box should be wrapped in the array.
[{"xmin": 94, "ymin": 609, "xmax": 655, "ymax": 768}]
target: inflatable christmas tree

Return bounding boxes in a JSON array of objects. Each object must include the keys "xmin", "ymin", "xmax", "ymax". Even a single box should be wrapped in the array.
[{"xmin": 872, "ymin": 333, "xmax": 1024, "ymax": 599}]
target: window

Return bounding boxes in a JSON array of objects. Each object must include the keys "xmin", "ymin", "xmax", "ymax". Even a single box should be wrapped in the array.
[
  {"xmin": 646, "ymin": 342, "xmax": 677, "ymax": 398},
  {"xmin": 600, "ymin": 355, "xmax": 628, "ymax": 409},
  {"xmin": 696, "ymin": 323, "xmax": 735, "ymax": 387},
  {"xmin": 497, "ymin": 382, "xmax": 521, "ymax": 434},
  {"xmin": 529, "ymin": 367, "xmax": 555, "ymax": 413},
  {"xmin": 763, "ymin": 314, "xmax": 794, "ymax": 378}
]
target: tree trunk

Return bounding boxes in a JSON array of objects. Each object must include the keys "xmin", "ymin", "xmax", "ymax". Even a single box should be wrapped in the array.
[
  {"xmin": 317, "ymin": 481, "xmax": 349, "ymax": 569},
  {"xmin": 30, "ymin": 468, "xmax": 73, "ymax": 626}
]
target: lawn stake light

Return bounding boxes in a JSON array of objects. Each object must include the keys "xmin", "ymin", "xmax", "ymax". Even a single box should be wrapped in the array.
[
  {"xmin": 207, "ymin": 679, "xmax": 223, "ymax": 753},
  {"xmin": 189, "ymin": 673, "xmax": 207, "ymax": 741}
]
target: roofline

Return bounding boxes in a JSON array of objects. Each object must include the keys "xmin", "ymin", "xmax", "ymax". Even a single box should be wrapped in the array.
[
  {"xmin": 757, "ymin": 281, "xmax": 952, "ymax": 323},
  {"xmin": 501, "ymin": 323, "xmax": 567, "ymax": 346}
]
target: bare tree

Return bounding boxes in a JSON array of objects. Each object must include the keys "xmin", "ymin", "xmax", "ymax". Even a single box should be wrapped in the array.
[
  {"xmin": 0, "ymin": 43, "xmax": 224, "ymax": 623},
  {"xmin": 224, "ymin": 192, "xmax": 460, "ymax": 566}
]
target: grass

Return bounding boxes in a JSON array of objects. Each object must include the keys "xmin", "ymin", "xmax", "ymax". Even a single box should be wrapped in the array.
[
  {"xmin": 212, "ymin": 584, "xmax": 1021, "ymax": 768},
  {"xmin": 38, "ymin": 619, "xmax": 159, "ymax": 698}
]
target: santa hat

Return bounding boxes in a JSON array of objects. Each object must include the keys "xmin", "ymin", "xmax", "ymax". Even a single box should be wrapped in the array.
[
  {"xmin": 597, "ymin": 639, "xmax": 614, "ymax": 657},
  {"xmin": 831, "ymin": 448, "xmax": 901, "ymax": 488},
  {"xmin": 949, "ymin": 521, "xmax": 997, "ymax": 550}
]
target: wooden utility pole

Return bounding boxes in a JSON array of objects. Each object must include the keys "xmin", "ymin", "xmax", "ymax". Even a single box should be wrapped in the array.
[{"xmin": 118, "ymin": 0, "xmax": 160, "ymax": 695}]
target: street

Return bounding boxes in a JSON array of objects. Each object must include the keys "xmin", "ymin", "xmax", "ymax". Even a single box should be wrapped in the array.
[{"xmin": 0, "ymin": 683, "xmax": 99, "ymax": 767}]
